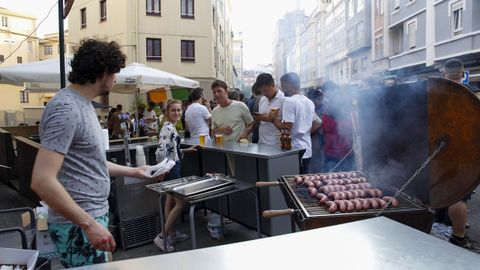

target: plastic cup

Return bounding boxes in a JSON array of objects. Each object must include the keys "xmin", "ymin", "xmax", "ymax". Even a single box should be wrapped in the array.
[
  {"xmin": 199, "ymin": 134, "xmax": 206, "ymax": 146},
  {"xmin": 215, "ymin": 134, "xmax": 223, "ymax": 146}
]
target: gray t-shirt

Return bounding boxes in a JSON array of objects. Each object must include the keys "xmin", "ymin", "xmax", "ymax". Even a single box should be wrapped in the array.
[{"xmin": 40, "ymin": 88, "xmax": 110, "ymax": 224}]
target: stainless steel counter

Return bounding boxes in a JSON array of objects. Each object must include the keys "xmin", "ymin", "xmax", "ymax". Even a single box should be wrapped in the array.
[
  {"xmin": 182, "ymin": 138, "xmax": 302, "ymax": 159},
  {"xmin": 72, "ymin": 217, "xmax": 480, "ymax": 270}
]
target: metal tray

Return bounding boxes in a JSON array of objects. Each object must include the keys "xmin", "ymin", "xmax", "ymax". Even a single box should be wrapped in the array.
[
  {"xmin": 146, "ymin": 175, "xmax": 203, "ymax": 194},
  {"xmin": 172, "ymin": 177, "xmax": 235, "ymax": 197}
]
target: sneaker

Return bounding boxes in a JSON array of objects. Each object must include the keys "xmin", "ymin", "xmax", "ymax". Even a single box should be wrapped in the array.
[
  {"xmin": 170, "ymin": 230, "xmax": 188, "ymax": 244},
  {"xmin": 449, "ymin": 235, "xmax": 480, "ymax": 253},
  {"xmin": 154, "ymin": 234, "xmax": 175, "ymax": 252},
  {"xmin": 430, "ymin": 223, "xmax": 452, "ymax": 241}
]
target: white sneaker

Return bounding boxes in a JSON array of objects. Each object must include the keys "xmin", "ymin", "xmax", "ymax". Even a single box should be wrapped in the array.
[
  {"xmin": 171, "ymin": 230, "xmax": 188, "ymax": 244},
  {"xmin": 154, "ymin": 234, "xmax": 175, "ymax": 252}
]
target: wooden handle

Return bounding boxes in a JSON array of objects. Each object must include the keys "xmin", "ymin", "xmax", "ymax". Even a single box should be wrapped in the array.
[
  {"xmin": 256, "ymin": 181, "xmax": 280, "ymax": 188},
  {"xmin": 262, "ymin": 209, "xmax": 294, "ymax": 218}
]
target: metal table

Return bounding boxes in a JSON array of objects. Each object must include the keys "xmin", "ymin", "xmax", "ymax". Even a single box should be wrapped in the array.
[
  {"xmin": 147, "ymin": 178, "xmax": 261, "ymax": 251},
  {"xmin": 71, "ymin": 217, "xmax": 480, "ymax": 269},
  {"xmin": 182, "ymin": 139, "xmax": 303, "ymax": 236}
]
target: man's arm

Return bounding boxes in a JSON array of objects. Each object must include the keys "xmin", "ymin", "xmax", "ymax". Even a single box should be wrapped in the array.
[
  {"xmin": 106, "ymin": 161, "xmax": 157, "ymax": 179},
  {"xmin": 31, "ymin": 148, "xmax": 116, "ymax": 251}
]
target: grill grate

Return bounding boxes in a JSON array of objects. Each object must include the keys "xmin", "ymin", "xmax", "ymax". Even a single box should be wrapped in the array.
[
  {"xmin": 282, "ymin": 174, "xmax": 425, "ymax": 218},
  {"xmin": 120, "ymin": 214, "xmax": 160, "ymax": 249}
]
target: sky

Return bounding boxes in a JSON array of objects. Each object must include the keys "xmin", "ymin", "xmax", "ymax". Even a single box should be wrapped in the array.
[
  {"xmin": 0, "ymin": 0, "xmax": 316, "ymax": 69},
  {"xmin": 231, "ymin": 0, "xmax": 316, "ymax": 69}
]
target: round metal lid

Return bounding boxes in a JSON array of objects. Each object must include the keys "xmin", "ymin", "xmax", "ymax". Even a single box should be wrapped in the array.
[{"xmin": 428, "ymin": 77, "xmax": 480, "ymax": 209}]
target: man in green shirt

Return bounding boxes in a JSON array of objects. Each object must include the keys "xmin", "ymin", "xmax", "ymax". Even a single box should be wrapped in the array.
[{"xmin": 211, "ymin": 80, "xmax": 254, "ymax": 142}]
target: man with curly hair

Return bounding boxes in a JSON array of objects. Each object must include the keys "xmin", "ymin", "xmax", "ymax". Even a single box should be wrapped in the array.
[{"xmin": 31, "ymin": 39, "xmax": 164, "ymax": 267}]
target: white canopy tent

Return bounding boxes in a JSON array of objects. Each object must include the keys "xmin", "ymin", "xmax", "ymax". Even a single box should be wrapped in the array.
[{"xmin": 0, "ymin": 57, "xmax": 199, "ymax": 92}]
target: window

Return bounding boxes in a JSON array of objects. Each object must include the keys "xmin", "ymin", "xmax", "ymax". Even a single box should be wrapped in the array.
[
  {"xmin": 44, "ymin": 45, "xmax": 53, "ymax": 55},
  {"xmin": 20, "ymin": 91, "xmax": 29, "ymax": 103},
  {"xmin": 375, "ymin": 35, "xmax": 384, "ymax": 59},
  {"xmin": 181, "ymin": 0, "xmax": 194, "ymax": 18},
  {"xmin": 394, "ymin": 0, "xmax": 400, "ymax": 11},
  {"xmin": 213, "ymin": 6, "xmax": 216, "ymax": 28},
  {"xmin": 1, "ymin": 16, "xmax": 8, "ymax": 27},
  {"xmin": 375, "ymin": 0, "xmax": 384, "ymax": 16},
  {"xmin": 80, "ymin": 8, "xmax": 87, "ymax": 29},
  {"xmin": 347, "ymin": 0, "xmax": 354, "ymax": 18},
  {"xmin": 28, "ymin": 41, "xmax": 33, "ymax": 53},
  {"xmin": 100, "ymin": 0, "xmax": 107, "ymax": 22},
  {"xmin": 17, "ymin": 57, "xmax": 22, "ymax": 64},
  {"xmin": 392, "ymin": 26, "xmax": 403, "ymax": 55},
  {"xmin": 356, "ymin": 22, "xmax": 364, "ymax": 48},
  {"xmin": 181, "ymin": 40, "xmax": 195, "ymax": 62},
  {"xmin": 347, "ymin": 28, "xmax": 355, "ymax": 49},
  {"xmin": 407, "ymin": 19, "xmax": 417, "ymax": 49},
  {"xmin": 146, "ymin": 38, "xmax": 161, "ymax": 61},
  {"xmin": 357, "ymin": 0, "xmax": 364, "ymax": 13},
  {"xmin": 146, "ymin": 0, "xmax": 160, "ymax": 15},
  {"xmin": 451, "ymin": 1, "xmax": 463, "ymax": 36},
  {"xmin": 352, "ymin": 60, "xmax": 358, "ymax": 74},
  {"xmin": 219, "ymin": 26, "xmax": 223, "ymax": 45},
  {"xmin": 361, "ymin": 57, "xmax": 368, "ymax": 71},
  {"xmin": 0, "ymin": 55, "xmax": 4, "ymax": 63}
]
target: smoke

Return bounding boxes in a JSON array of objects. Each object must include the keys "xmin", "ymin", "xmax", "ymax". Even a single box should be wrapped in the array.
[{"xmin": 354, "ymin": 81, "xmax": 430, "ymax": 202}]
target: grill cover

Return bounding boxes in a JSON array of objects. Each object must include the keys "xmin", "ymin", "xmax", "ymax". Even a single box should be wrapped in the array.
[
  {"xmin": 356, "ymin": 78, "xmax": 480, "ymax": 209},
  {"xmin": 428, "ymin": 77, "xmax": 480, "ymax": 208}
]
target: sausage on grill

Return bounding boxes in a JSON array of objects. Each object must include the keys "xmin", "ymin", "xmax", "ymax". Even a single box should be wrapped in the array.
[
  {"xmin": 325, "ymin": 201, "xmax": 338, "ymax": 213},
  {"xmin": 357, "ymin": 198, "xmax": 371, "ymax": 210},
  {"xmin": 382, "ymin": 196, "xmax": 400, "ymax": 207},
  {"xmin": 335, "ymin": 200, "xmax": 347, "ymax": 212},
  {"xmin": 351, "ymin": 199, "xmax": 363, "ymax": 211},
  {"xmin": 308, "ymin": 187, "xmax": 318, "ymax": 197},
  {"xmin": 316, "ymin": 193, "xmax": 329, "ymax": 204},
  {"xmin": 345, "ymin": 200, "xmax": 355, "ymax": 212},
  {"xmin": 373, "ymin": 198, "xmax": 387, "ymax": 208},
  {"xmin": 368, "ymin": 198, "xmax": 380, "ymax": 209},
  {"xmin": 294, "ymin": 176, "xmax": 303, "ymax": 184}
]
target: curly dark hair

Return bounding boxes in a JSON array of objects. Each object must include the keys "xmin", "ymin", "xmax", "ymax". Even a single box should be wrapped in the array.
[{"xmin": 68, "ymin": 39, "xmax": 126, "ymax": 84}]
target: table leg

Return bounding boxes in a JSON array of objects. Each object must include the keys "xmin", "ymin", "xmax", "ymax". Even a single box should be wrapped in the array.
[
  {"xmin": 248, "ymin": 189, "xmax": 262, "ymax": 239},
  {"xmin": 189, "ymin": 204, "xmax": 197, "ymax": 249},
  {"xmin": 219, "ymin": 197, "xmax": 224, "ymax": 228},
  {"xmin": 158, "ymin": 195, "xmax": 168, "ymax": 252}
]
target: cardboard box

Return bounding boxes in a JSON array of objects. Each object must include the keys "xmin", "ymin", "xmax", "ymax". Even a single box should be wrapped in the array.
[{"xmin": 0, "ymin": 247, "xmax": 38, "ymax": 270}]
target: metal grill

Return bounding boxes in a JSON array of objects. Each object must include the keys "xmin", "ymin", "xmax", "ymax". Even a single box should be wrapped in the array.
[
  {"xmin": 120, "ymin": 214, "xmax": 161, "ymax": 249},
  {"xmin": 277, "ymin": 172, "xmax": 433, "ymax": 233}
]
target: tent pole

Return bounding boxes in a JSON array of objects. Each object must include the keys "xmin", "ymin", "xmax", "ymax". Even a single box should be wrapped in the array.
[
  {"xmin": 58, "ymin": 0, "xmax": 66, "ymax": 88},
  {"xmin": 135, "ymin": 88, "xmax": 140, "ymax": 137}
]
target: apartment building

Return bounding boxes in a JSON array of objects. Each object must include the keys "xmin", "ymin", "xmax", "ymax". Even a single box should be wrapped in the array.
[
  {"xmin": 272, "ymin": 10, "xmax": 306, "ymax": 83},
  {"xmin": 68, "ymin": 0, "xmax": 234, "ymax": 103},
  {"xmin": 324, "ymin": 0, "xmax": 350, "ymax": 84},
  {"xmin": 371, "ymin": 0, "xmax": 390, "ymax": 74},
  {"xmin": 39, "ymin": 31, "xmax": 73, "ymax": 60},
  {"xmin": 386, "ymin": 0, "xmax": 480, "ymax": 84},
  {"xmin": 232, "ymin": 32, "xmax": 244, "ymax": 91},
  {"xmin": 345, "ymin": 0, "xmax": 372, "ymax": 84},
  {"xmin": 0, "ymin": 7, "xmax": 46, "ymax": 124}
]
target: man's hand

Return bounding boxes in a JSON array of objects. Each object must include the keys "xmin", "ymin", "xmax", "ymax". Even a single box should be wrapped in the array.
[
  {"xmin": 129, "ymin": 165, "xmax": 165, "ymax": 182},
  {"xmin": 216, "ymin": 126, "xmax": 233, "ymax": 134},
  {"xmin": 82, "ymin": 220, "xmax": 116, "ymax": 252},
  {"xmin": 253, "ymin": 113, "xmax": 272, "ymax": 122}
]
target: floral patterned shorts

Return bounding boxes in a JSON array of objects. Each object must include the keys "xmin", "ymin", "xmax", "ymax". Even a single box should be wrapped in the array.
[{"xmin": 48, "ymin": 214, "xmax": 109, "ymax": 268}]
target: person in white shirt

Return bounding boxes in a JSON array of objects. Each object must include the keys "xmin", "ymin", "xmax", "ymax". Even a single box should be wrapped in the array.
[
  {"xmin": 253, "ymin": 73, "xmax": 285, "ymax": 146},
  {"xmin": 273, "ymin": 72, "xmax": 321, "ymax": 174},
  {"xmin": 185, "ymin": 87, "xmax": 212, "ymax": 139},
  {"xmin": 143, "ymin": 102, "xmax": 158, "ymax": 135}
]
